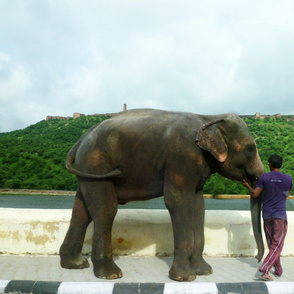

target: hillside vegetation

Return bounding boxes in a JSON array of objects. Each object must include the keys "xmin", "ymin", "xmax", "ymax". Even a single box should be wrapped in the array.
[{"xmin": 1, "ymin": 114, "xmax": 294, "ymax": 195}]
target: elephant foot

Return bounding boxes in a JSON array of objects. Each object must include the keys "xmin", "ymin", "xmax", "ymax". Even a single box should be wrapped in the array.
[
  {"xmin": 169, "ymin": 263, "xmax": 196, "ymax": 282},
  {"xmin": 93, "ymin": 259, "xmax": 123, "ymax": 280},
  {"xmin": 190, "ymin": 257, "xmax": 213, "ymax": 276},
  {"xmin": 60, "ymin": 255, "xmax": 90, "ymax": 269}
]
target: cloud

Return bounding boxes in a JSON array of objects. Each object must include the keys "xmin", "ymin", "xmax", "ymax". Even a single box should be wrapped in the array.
[{"xmin": 1, "ymin": 0, "xmax": 294, "ymax": 132}]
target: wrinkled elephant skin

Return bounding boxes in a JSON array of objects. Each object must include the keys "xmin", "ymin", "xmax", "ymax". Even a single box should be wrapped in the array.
[{"xmin": 59, "ymin": 109, "xmax": 264, "ymax": 281}]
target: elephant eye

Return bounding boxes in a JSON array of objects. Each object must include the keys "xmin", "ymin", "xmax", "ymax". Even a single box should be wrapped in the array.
[{"xmin": 245, "ymin": 144, "xmax": 256, "ymax": 158}]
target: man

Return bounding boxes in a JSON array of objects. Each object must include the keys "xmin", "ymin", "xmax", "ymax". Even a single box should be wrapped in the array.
[{"xmin": 243, "ymin": 154, "xmax": 292, "ymax": 281}]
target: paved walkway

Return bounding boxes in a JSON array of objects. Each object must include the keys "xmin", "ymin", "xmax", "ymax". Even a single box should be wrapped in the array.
[{"xmin": 0, "ymin": 255, "xmax": 294, "ymax": 293}]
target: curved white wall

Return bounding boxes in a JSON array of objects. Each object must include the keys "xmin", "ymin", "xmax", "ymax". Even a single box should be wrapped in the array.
[{"xmin": 0, "ymin": 208, "xmax": 293, "ymax": 257}]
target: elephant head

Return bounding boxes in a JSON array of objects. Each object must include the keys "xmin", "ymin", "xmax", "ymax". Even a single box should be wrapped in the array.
[{"xmin": 195, "ymin": 114, "xmax": 264, "ymax": 261}]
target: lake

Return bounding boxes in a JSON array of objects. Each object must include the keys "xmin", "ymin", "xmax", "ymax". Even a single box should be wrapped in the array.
[{"xmin": 1, "ymin": 195, "xmax": 294, "ymax": 211}]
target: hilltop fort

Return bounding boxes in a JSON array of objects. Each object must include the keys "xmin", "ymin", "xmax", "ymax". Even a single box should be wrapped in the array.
[
  {"xmin": 242, "ymin": 112, "xmax": 294, "ymax": 120},
  {"xmin": 46, "ymin": 106, "xmax": 293, "ymax": 121},
  {"xmin": 46, "ymin": 104, "xmax": 127, "ymax": 121}
]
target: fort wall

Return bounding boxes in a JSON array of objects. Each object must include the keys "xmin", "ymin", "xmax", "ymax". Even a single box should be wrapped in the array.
[{"xmin": 46, "ymin": 104, "xmax": 127, "ymax": 121}]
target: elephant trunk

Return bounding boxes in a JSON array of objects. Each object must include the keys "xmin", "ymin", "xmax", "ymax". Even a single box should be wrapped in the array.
[{"xmin": 250, "ymin": 192, "xmax": 264, "ymax": 262}]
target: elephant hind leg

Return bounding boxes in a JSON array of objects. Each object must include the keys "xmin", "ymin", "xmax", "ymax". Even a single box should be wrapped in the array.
[
  {"xmin": 83, "ymin": 181, "xmax": 122, "ymax": 280},
  {"xmin": 60, "ymin": 187, "xmax": 91, "ymax": 269}
]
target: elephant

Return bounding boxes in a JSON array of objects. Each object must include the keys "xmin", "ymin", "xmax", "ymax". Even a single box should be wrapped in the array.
[{"xmin": 59, "ymin": 108, "xmax": 264, "ymax": 281}]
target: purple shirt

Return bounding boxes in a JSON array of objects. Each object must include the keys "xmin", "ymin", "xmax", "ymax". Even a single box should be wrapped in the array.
[{"xmin": 257, "ymin": 171, "xmax": 292, "ymax": 220}]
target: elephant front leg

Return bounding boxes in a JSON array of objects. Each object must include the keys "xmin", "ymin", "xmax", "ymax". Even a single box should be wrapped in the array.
[
  {"xmin": 189, "ymin": 191, "xmax": 213, "ymax": 276},
  {"xmin": 164, "ymin": 189, "xmax": 196, "ymax": 281}
]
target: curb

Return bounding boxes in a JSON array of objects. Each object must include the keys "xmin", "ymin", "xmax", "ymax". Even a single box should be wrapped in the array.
[{"xmin": 1, "ymin": 281, "xmax": 294, "ymax": 294}]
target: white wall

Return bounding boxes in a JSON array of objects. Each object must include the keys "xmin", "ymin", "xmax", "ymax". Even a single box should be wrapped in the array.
[{"xmin": 0, "ymin": 208, "xmax": 293, "ymax": 257}]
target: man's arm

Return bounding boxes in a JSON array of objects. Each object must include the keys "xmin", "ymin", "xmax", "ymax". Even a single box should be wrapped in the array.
[{"xmin": 242, "ymin": 180, "xmax": 263, "ymax": 198}]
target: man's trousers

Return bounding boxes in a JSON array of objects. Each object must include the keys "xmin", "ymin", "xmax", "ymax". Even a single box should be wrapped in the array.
[{"xmin": 259, "ymin": 218, "xmax": 288, "ymax": 276}]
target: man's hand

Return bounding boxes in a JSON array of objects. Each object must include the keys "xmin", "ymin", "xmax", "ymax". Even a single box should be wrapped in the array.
[
  {"xmin": 242, "ymin": 179, "xmax": 262, "ymax": 198},
  {"xmin": 242, "ymin": 179, "xmax": 250, "ymax": 189}
]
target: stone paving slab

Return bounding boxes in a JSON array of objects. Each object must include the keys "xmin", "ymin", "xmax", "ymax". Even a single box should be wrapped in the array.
[{"xmin": 0, "ymin": 255, "xmax": 294, "ymax": 293}]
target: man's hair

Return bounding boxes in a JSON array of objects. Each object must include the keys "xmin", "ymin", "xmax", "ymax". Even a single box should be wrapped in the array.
[{"xmin": 268, "ymin": 154, "xmax": 283, "ymax": 168}]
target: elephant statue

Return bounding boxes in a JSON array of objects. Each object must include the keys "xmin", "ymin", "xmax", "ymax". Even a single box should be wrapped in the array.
[{"xmin": 59, "ymin": 108, "xmax": 264, "ymax": 281}]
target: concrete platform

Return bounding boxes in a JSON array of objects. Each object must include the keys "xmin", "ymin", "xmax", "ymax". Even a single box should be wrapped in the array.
[{"xmin": 0, "ymin": 255, "xmax": 294, "ymax": 293}]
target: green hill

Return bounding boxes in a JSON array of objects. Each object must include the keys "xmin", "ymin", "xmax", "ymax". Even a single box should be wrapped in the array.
[
  {"xmin": 1, "ymin": 114, "xmax": 294, "ymax": 195},
  {"xmin": 0, "ymin": 115, "xmax": 108, "ymax": 190}
]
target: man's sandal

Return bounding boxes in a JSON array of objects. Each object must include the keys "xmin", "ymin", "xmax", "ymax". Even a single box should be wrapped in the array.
[{"xmin": 259, "ymin": 273, "xmax": 273, "ymax": 281}]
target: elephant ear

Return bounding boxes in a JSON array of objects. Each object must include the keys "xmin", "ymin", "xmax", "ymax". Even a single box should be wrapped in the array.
[{"xmin": 195, "ymin": 119, "xmax": 228, "ymax": 162}]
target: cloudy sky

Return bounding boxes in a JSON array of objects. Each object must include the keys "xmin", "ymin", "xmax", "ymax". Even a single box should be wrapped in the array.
[{"xmin": 1, "ymin": 1, "xmax": 294, "ymax": 132}]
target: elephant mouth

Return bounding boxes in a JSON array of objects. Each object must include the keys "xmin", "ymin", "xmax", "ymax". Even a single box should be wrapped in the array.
[{"xmin": 243, "ymin": 172, "xmax": 259, "ymax": 188}]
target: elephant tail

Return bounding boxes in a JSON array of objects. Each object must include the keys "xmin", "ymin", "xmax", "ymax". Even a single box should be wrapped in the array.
[{"xmin": 65, "ymin": 144, "xmax": 122, "ymax": 179}]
